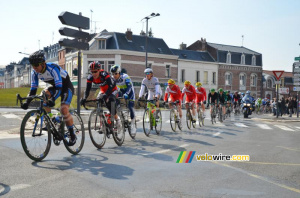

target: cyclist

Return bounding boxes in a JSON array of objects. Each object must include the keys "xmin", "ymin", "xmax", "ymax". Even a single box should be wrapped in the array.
[
  {"xmin": 207, "ymin": 88, "xmax": 218, "ymax": 115},
  {"xmin": 225, "ymin": 90, "xmax": 232, "ymax": 115},
  {"xmin": 182, "ymin": 80, "xmax": 196, "ymax": 123},
  {"xmin": 138, "ymin": 68, "xmax": 161, "ymax": 118},
  {"xmin": 255, "ymin": 97, "xmax": 262, "ymax": 113},
  {"xmin": 80, "ymin": 61, "xmax": 121, "ymax": 135},
  {"xmin": 233, "ymin": 91, "xmax": 241, "ymax": 113},
  {"xmin": 110, "ymin": 65, "xmax": 136, "ymax": 132},
  {"xmin": 195, "ymin": 82, "xmax": 207, "ymax": 117},
  {"xmin": 218, "ymin": 88, "xmax": 226, "ymax": 116},
  {"xmin": 21, "ymin": 50, "xmax": 77, "ymax": 146},
  {"xmin": 164, "ymin": 79, "xmax": 183, "ymax": 127}
]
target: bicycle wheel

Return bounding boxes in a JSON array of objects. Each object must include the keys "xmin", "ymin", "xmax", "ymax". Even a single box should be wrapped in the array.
[
  {"xmin": 88, "ymin": 109, "xmax": 106, "ymax": 149},
  {"xmin": 143, "ymin": 109, "xmax": 151, "ymax": 137},
  {"xmin": 62, "ymin": 110, "xmax": 85, "ymax": 154},
  {"xmin": 200, "ymin": 111, "xmax": 205, "ymax": 126},
  {"xmin": 20, "ymin": 110, "xmax": 51, "ymax": 161},
  {"xmin": 112, "ymin": 112, "xmax": 125, "ymax": 146},
  {"xmin": 198, "ymin": 111, "xmax": 202, "ymax": 127},
  {"xmin": 186, "ymin": 110, "xmax": 192, "ymax": 129},
  {"xmin": 127, "ymin": 111, "xmax": 136, "ymax": 139},
  {"xmin": 219, "ymin": 109, "xmax": 223, "ymax": 123},
  {"xmin": 155, "ymin": 110, "xmax": 162, "ymax": 135},
  {"xmin": 170, "ymin": 109, "xmax": 177, "ymax": 132}
]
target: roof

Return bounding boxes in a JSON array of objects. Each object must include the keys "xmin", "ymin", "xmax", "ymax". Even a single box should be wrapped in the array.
[
  {"xmin": 208, "ymin": 42, "xmax": 261, "ymax": 55},
  {"xmin": 170, "ymin": 49, "xmax": 215, "ymax": 62}
]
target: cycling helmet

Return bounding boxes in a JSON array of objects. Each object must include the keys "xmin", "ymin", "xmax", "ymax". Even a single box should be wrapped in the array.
[
  {"xmin": 246, "ymin": 90, "xmax": 251, "ymax": 95},
  {"xmin": 29, "ymin": 50, "xmax": 45, "ymax": 66},
  {"xmin": 219, "ymin": 88, "xmax": 223, "ymax": 92},
  {"xmin": 110, "ymin": 65, "xmax": 121, "ymax": 73},
  {"xmin": 121, "ymin": 68, "xmax": 127, "ymax": 74},
  {"xmin": 144, "ymin": 68, "xmax": 153, "ymax": 74},
  {"xmin": 224, "ymin": 91, "xmax": 228, "ymax": 94},
  {"xmin": 89, "ymin": 61, "xmax": 102, "ymax": 70},
  {"xmin": 227, "ymin": 90, "xmax": 231, "ymax": 93},
  {"xmin": 184, "ymin": 80, "xmax": 191, "ymax": 85},
  {"xmin": 241, "ymin": 92, "xmax": 245, "ymax": 96},
  {"xmin": 195, "ymin": 82, "xmax": 202, "ymax": 87},
  {"xmin": 168, "ymin": 79, "xmax": 175, "ymax": 84},
  {"xmin": 235, "ymin": 91, "xmax": 238, "ymax": 94},
  {"xmin": 210, "ymin": 88, "xmax": 215, "ymax": 92}
]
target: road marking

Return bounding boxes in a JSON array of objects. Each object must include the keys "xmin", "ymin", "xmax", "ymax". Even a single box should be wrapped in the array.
[
  {"xmin": 296, "ymin": 127, "xmax": 300, "ymax": 130},
  {"xmin": 212, "ymin": 132, "xmax": 222, "ymax": 137},
  {"xmin": 236, "ymin": 161, "xmax": 300, "ymax": 166},
  {"xmin": 215, "ymin": 122, "xmax": 226, "ymax": 127},
  {"xmin": 2, "ymin": 114, "xmax": 22, "ymax": 120},
  {"xmin": 256, "ymin": 124, "xmax": 272, "ymax": 130},
  {"xmin": 142, "ymin": 144, "xmax": 189, "ymax": 156},
  {"xmin": 274, "ymin": 125, "xmax": 295, "ymax": 131},
  {"xmin": 234, "ymin": 123, "xmax": 248, "ymax": 128},
  {"xmin": 10, "ymin": 184, "xmax": 31, "ymax": 191},
  {"xmin": 212, "ymin": 161, "xmax": 300, "ymax": 194},
  {"xmin": 277, "ymin": 146, "xmax": 300, "ymax": 152},
  {"xmin": 0, "ymin": 132, "xmax": 19, "ymax": 139}
]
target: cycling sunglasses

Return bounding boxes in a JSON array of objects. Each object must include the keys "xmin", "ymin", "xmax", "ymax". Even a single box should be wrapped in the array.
[
  {"xmin": 91, "ymin": 70, "xmax": 99, "ymax": 74},
  {"xmin": 32, "ymin": 63, "xmax": 43, "ymax": 67},
  {"xmin": 145, "ymin": 72, "xmax": 151, "ymax": 75}
]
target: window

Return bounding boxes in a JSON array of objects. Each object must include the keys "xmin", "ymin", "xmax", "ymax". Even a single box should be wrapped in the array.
[
  {"xmin": 181, "ymin": 69, "xmax": 185, "ymax": 83},
  {"xmin": 212, "ymin": 72, "xmax": 216, "ymax": 85},
  {"xmin": 267, "ymin": 79, "xmax": 272, "ymax": 88},
  {"xmin": 196, "ymin": 71, "xmax": 200, "ymax": 82},
  {"xmin": 226, "ymin": 52, "xmax": 231, "ymax": 64},
  {"xmin": 225, "ymin": 72, "xmax": 232, "ymax": 85},
  {"xmin": 165, "ymin": 65, "xmax": 170, "ymax": 78},
  {"xmin": 250, "ymin": 74, "xmax": 257, "ymax": 86},
  {"xmin": 108, "ymin": 61, "xmax": 115, "ymax": 72},
  {"xmin": 252, "ymin": 55, "xmax": 256, "ymax": 66},
  {"xmin": 204, "ymin": 71, "xmax": 208, "ymax": 84},
  {"xmin": 98, "ymin": 61, "xmax": 105, "ymax": 70},
  {"xmin": 98, "ymin": 40, "xmax": 106, "ymax": 49},
  {"xmin": 240, "ymin": 73, "xmax": 246, "ymax": 86},
  {"xmin": 241, "ymin": 53, "xmax": 245, "ymax": 65}
]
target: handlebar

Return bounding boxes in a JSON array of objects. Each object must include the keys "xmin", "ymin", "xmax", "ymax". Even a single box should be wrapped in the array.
[{"xmin": 16, "ymin": 91, "xmax": 48, "ymax": 106}]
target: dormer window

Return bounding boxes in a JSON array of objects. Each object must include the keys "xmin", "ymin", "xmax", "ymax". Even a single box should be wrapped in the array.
[
  {"xmin": 140, "ymin": 46, "xmax": 145, "ymax": 51},
  {"xmin": 241, "ymin": 53, "xmax": 245, "ymax": 65},
  {"xmin": 98, "ymin": 40, "xmax": 106, "ymax": 49},
  {"xmin": 226, "ymin": 52, "xmax": 231, "ymax": 64},
  {"xmin": 252, "ymin": 55, "xmax": 256, "ymax": 66},
  {"xmin": 158, "ymin": 48, "xmax": 163, "ymax": 53}
]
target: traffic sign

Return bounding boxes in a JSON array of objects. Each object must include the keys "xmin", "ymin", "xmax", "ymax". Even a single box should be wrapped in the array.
[
  {"xmin": 272, "ymin": 70, "xmax": 284, "ymax": 80},
  {"xmin": 58, "ymin": 11, "xmax": 90, "ymax": 30},
  {"xmin": 279, "ymin": 88, "xmax": 289, "ymax": 94},
  {"xmin": 294, "ymin": 73, "xmax": 300, "ymax": 77},
  {"xmin": 59, "ymin": 38, "xmax": 89, "ymax": 50},
  {"xmin": 295, "ymin": 57, "xmax": 300, "ymax": 61},
  {"xmin": 294, "ymin": 82, "xmax": 300, "ymax": 86},
  {"xmin": 293, "ymin": 87, "xmax": 300, "ymax": 91},
  {"xmin": 294, "ymin": 78, "xmax": 300, "ymax": 82},
  {"xmin": 275, "ymin": 81, "xmax": 281, "ymax": 85},
  {"xmin": 294, "ymin": 68, "xmax": 300, "ymax": 73},
  {"xmin": 59, "ymin": 27, "xmax": 90, "ymax": 40}
]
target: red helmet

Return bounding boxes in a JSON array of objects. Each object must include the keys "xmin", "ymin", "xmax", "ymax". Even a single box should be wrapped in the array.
[{"xmin": 89, "ymin": 61, "xmax": 102, "ymax": 70}]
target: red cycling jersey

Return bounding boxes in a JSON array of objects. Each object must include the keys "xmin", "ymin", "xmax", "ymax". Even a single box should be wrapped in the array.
[
  {"xmin": 86, "ymin": 71, "xmax": 118, "ymax": 95},
  {"xmin": 182, "ymin": 85, "xmax": 196, "ymax": 103},
  {"xmin": 195, "ymin": 87, "xmax": 207, "ymax": 103},
  {"xmin": 164, "ymin": 84, "xmax": 182, "ymax": 104}
]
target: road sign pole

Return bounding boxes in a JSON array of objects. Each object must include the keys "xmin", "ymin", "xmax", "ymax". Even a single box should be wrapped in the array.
[
  {"xmin": 77, "ymin": 12, "xmax": 83, "ymax": 115},
  {"xmin": 276, "ymin": 84, "xmax": 279, "ymax": 118},
  {"xmin": 297, "ymin": 91, "xmax": 299, "ymax": 118}
]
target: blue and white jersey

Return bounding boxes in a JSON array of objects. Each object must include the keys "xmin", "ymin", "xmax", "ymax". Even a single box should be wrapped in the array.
[
  {"xmin": 242, "ymin": 95, "xmax": 254, "ymax": 103},
  {"xmin": 115, "ymin": 73, "xmax": 135, "ymax": 100}
]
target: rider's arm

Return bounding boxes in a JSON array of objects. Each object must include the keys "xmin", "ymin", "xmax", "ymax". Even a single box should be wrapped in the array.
[
  {"xmin": 29, "ymin": 71, "xmax": 38, "ymax": 96},
  {"xmin": 84, "ymin": 74, "xmax": 93, "ymax": 99},
  {"xmin": 138, "ymin": 79, "xmax": 146, "ymax": 98},
  {"xmin": 154, "ymin": 78, "xmax": 160, "ymax": 98},
  {"xmin": 164, "ymin": 87, "xmax": 169, "ymax": 102},
  {"xmin": 103, "ymin": 74, "xmax": 115, "ymax": 96},
  {"xmin": 124, "ymin": 77, "xmax": 133, "ymax": 95},
  {"xmin": 49, "ymin": 66, "xmax": 62, "ymax": 100},
  {"xmin": 181, "ymin": 87, "xmax": 186, "ymax": 101},
  {"xmin": 204, "ymin": 88, "xmax": 207, "ymax": 101}
]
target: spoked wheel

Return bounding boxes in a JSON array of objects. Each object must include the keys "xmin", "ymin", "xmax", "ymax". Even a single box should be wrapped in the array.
[
  {"xmin": 88, "ymin": 109, "xmax": 106, "ymax": 149},
  {"xmin": 20, "ymin": 110, "xmax": 51, "ymax": 161},
  {"xmin": 200, "ymin": 111, "xmax": 205, "ymax": 126},
  {"xmin": 112, "ymin": 113, "xmax": 125, "ymax": 146},
  {"xmin": 127, "ymin": 113, "xmax": 137, "ymax": 139},
  {"xmin": 219, "ymin": 110, "xmax": 223, "ymax": 123},
  {"xmin": 143, "ymin": 109, "xmax": 151, "ymax": 137},
  {"xmin": 186, "ymin": 110, "xmax": 192, "ymax": 129},
  {"xmin": 198, "ymin": 112, "xmax": 202, "ymax": 127},
  {"xmin": 170, "ymin": 109, "xmax": 177, "ymax": 132},
  {"xmin": 62, "ymin": 110, "xmax": 85, "ymax": 155},
  {"xmin": 211, "ymin": 113, "xmax": 214, "ymax": 125},
  {"xmin": 155, "ymin": 110, "xmax": 162, "ymax": 135}
]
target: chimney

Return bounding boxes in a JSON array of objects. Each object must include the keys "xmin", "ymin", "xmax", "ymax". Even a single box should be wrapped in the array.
[
  {"xmin": 179, "ymin": 42, "xmax": 187, "ymax": 50},
  {"xmin": 201, "ymin": 38, "xmax": 207, "ymax": 51},
  {"xmin": 140, "ymin": 30, "xmax": 146, "ymax": 36},
  {"xmin": 125, "ymin": 28, "xmax": 132, "ymax": 41}
]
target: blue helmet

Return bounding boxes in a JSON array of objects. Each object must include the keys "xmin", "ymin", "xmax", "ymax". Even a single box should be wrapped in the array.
[
  {"xmin": 241, "ymin": 92, "xmax": 245, "ymax": 96},
  {"xmin": 246, "ymin": 91, "xmax": 251, "ymax": 95}
]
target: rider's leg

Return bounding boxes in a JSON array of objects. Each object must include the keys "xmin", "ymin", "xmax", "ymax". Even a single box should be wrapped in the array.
[{"xmin": 192, "ymin": 103, "xmax": 196, "ymax": 118}]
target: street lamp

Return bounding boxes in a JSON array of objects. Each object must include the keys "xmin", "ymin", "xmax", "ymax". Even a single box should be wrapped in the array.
[
  {"xmin": 142, "ymin": 13, "xmax": 160, "ymax": 68},
  {"xmin": 18, "ymin": 52, "xmax": 30, "ymax": 56}
]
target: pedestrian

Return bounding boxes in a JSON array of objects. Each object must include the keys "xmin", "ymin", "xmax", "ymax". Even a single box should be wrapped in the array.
[
  {"xmin": 280, "ymin": 97, "xmax": 285, "ymax": 115},
  {"xmin": 288, "ymin": 97, "xmax": 293, "ymax": 117}
]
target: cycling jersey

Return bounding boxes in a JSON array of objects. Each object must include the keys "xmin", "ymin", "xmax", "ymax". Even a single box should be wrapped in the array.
[
  {"xmin": 30, "ymin": 63, "xmax": 74, "ymax": 103},
  {"xmin": 164, "ymin": 84, "xmax": 182, "ymax": 103},
  {"xmin": 195, "ymin": 87, "xmax": 207, "ymax": 103},
  {"xmin": 84, "ymin": 71, "xmax": 118, "ymax": 99},
  {"xmin": 182, "ymin": 85, "xmax": 196, "ymax": 103},
  {"xmin": 218, "ymin": 92, "xmax": 226, "ymax": 104},
  {"xmin": 233, "ymin": 94, "xmax": 240, "ymax": 102},
  {"xmin": 208, "ymin": 92, "xmax": 218, "ymax": 104},
  {"xmin": 226, "ymin": 94, "xmax": 232, "ymax": 103},
  {"xmin": 114, "ymin": 73, "xmax": 135, "ymax": 100},
  {"xmin": 139, "ymin": 77, "xmax": 161, "ymax": 100}
]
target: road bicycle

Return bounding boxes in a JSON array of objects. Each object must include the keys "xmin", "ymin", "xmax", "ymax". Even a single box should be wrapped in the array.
[
  {"xmin": 225, "ymin": 102, "xmax": 231, "ymax": 118},
  {"xmin": 210, "ymin": 103, "xmax": 217, "ymax": 124},
  {"xmin": 117, "ymin": 97, "xmax": 137, "ymax": 139},
  {"xmin": 185, "ymin": 102, "xmax": 196, "ymax": 129},
  {"xmin": 83, "ymin": 98, "xmax": 125, "ymax": 149},
  {"xmin": 138, "ymin": 99, "xmax": 162, "ymax": 137},
  {"xmin": 17, "ymin": 92, "xmax": 85, "ymax": 161},
  {"xmin": 166, "ymin": 100, "xmax": 182, "ymax": 132},
  {"xmin": 196, "ymin": 102, "xmax": 205, "ymax": 127},
  {"xmin": 234, "ymin": 102, "xmax": 240, "ymax": 115},
  {"xmin": 217, "ymin": 104, "xmax": 224, "ymax": 123}
]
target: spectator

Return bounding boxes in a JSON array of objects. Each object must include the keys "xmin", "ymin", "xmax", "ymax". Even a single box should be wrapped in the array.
[
  {"xmin": 288, "ymin": 97, "xmax": 293, "ymax": 117},
  {"xmin": 280, "ymin": 97, "xmax": 285, "ymax": 115},
  {"xmin": 293, "ymin": 97, "xmax": 297, "ymax": 115}
]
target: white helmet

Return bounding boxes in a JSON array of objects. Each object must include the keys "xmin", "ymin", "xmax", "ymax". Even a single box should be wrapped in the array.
[{"xmin": 144, "ymin": 68, "xmax": 153, "ymax": 74}]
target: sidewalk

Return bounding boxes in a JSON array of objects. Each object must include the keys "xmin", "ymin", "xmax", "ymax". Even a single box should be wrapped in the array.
[{"xmin": 252, "ymin": 113, "xmax": 300, "ymax": 122}]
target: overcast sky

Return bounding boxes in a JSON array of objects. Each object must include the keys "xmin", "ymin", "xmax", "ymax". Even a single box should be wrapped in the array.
[{"xmin": 0, "ymin": 0, "xmax": 299, "ymax": 71}]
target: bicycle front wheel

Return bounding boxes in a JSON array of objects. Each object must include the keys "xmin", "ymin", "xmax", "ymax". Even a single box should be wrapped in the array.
[
  {"xmin": 20, "ymin": 110, "xmax": 51, "ymax": 161},
  {"xmin": 143, "ymin": 109, "xmax": 151, "ymax": 137},
  {"xmin": 88, "ymin": 109, "xmax": 106, "ymax": 149},
  {"xmin": 128, "ymin": 113, "xmax": 137, "ymax": 139},
  {"xmin": 170, "ymin": 109, "xmax": 177, "ymax": 132},
  {"xmin": 155, "ymin": 110, "xmax": 162, "ymax": 135},
  {"xmin": 112, "ymin": 112, "xmax": 125, "ymax": 146},
  {"xmin": 186, "ymin": 110, "xmax": 192, "ymax": 129},
  {"xmin": 63, "ymin": 110, "xmax": 85, "ymax": 154}
]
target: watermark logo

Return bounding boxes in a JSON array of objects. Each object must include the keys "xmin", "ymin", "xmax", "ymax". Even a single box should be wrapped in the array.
[{"xmin": 176, "ymin": 151, "xmax": 196, "ymax": 163}]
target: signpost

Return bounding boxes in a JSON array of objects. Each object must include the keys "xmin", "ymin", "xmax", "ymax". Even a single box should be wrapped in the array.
[
  {"xmin": 295, "ymin": 57, "xmax": 300, "ymax": 61},
  {"xmin": 58, "ymin": 11, "xmax": 90, "ymax": 114},
  {"xmin": 293, "ymin": 62, "xmax": 300, "ymax": 118},
  {"xmin": 272, "ymin": 70, "xmax": 284, "ymax": 118}
]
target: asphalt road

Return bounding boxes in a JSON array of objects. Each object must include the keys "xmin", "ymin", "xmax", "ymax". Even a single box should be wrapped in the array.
[{"xmin": 0, "ymin": 108, "xmax": 299, "ymax": 198}]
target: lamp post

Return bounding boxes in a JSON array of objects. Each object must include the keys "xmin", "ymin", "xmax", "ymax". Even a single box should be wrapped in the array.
[{"xmin": 142, "ymin": 13, "xmax": 160, "ymax": 68}]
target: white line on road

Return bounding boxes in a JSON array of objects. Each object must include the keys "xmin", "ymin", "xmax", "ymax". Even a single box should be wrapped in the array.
[
  {"xmin": 274, "ymin": 125, "xmax": 295, "ymax": 131},
  {"xmin": 256, "ymin": 124, "xmax": 272, "ymax": 130},
  {"xmin": 2, "ymin": 114, "xmax": 22, "ymax": 120},
  {"xmin": 212, "ymin": 132, "xmax": 222, "ymax": 137},
  {"xmin": 234, "ymin": 123, "xmax": 248, "ymax": 128},
  {"xmin": 142, "ymin": 144, "xmax": 189, "ymax": 156},
  {"xmin": 10, "ymin": 184, "xmax": 31, "ymax": 191}
]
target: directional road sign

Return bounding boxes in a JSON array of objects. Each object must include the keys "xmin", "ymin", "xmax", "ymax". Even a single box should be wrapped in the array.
[
  {"xmin": 58, "ymin": 11, "xmax": 89, "ymax": 30},
  {"xmin": 294, "ymin": 73, "xmax": 300, "ymax": 77},
  {"xmin": 294, "ymin": 68, "xmax": 300, "ymax": 73},
  {"xmin": 272, "ymin": 70, "xmax": 284, "ymax": 80},
  {"xmin": 59, "ymin": 38, "xmax": 89, "ymax": 50},
  {"xmin": 294, "ymin": 78, "xmax": 300, "ymax": 82},
  {"xmin": 59, "ymin": 27, "xmax": 90, "ymax": 40},
  {"xmin": 294, "ymin": 82, "xmax": 300, "ymax": 86},
  {"xmin": 295, "ymin": 57, "xmax": 300, "ymax": 61},
  {"xmin": 293, "ymin": 87, "xmax": 300, "ymax": 91}
]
